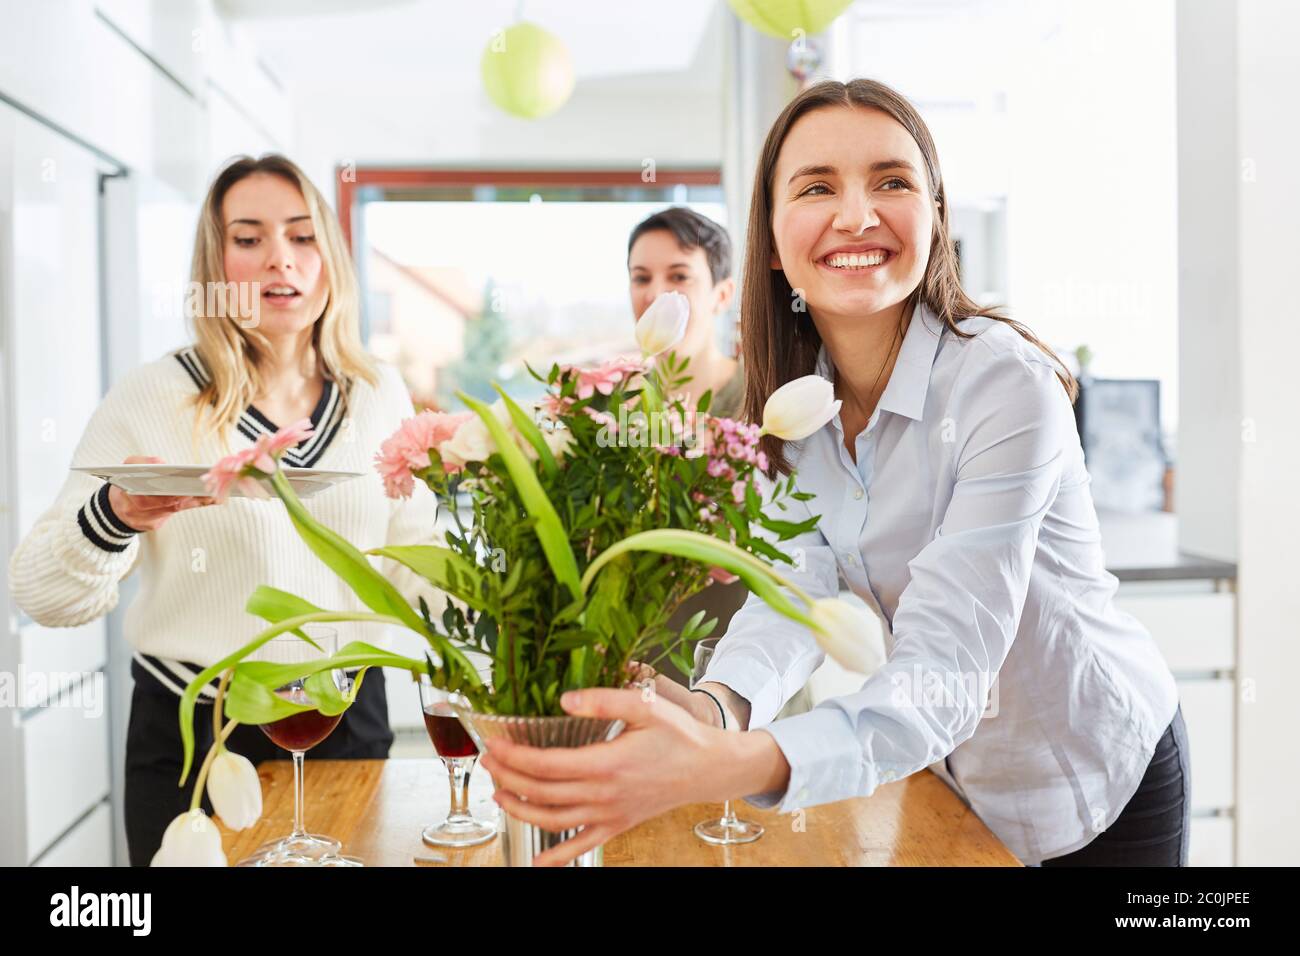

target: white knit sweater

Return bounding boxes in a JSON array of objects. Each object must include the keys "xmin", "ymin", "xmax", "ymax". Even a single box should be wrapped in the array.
[{"xmin": 8, "ymin": 348, "xmax": 441, "ymax": 696}]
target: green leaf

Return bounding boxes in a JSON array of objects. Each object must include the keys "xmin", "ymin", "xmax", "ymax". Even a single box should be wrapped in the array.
[
  {"xmin": 679, "ymin": 609, "xmax": 707, "ymax": 640},
  {"xmin": 269, "ymin": 471, "xmax": 427, "ymax": 635},
  {"xmin": 670, "ymin": 645, "xmax": 696, "ymax": 676},
  {"xmin": 223, "ymin": 644, "xmax": 424, "ymax": 725},
  {"xmin": 177, "ymin": 610, "xmax": 407, "ymax": 782},
  {"xmin": 499, "ymin": 555, "xmax": 525, "ymax": 598},
  {"xmin": 581, "ymin": 529, "xmax": 814, "ymax": 626},
  {"xmin": 457, "ymin": 391, "xmax": 582, "ymax": 601},
  {"xmin": 493, "ymin": 385, "xmax": 558, "ymax": 478},
  {"xmin": 756, "ymin": 513, "xmax": 821, "ymax": 538},
  {"xmin": 244, "ymin": 587, "xmax": 327, "ymax": 648},
  {"xmin": 367, "ymin": 545, "xmax": 485, "ymax": 610}
]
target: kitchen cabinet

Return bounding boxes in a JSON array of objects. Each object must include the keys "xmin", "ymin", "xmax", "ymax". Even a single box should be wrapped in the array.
[{"xmin": 1114, "ymin": 578, "xmax": 1237, "ymax": 865}]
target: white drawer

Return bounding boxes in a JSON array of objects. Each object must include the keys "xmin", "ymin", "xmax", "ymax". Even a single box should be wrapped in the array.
[
  {"xmin": 1113, "ymin": 591, "xmax": 1234, "ymax": 672},
  {"xmin": 1177, "ymin": 679, "xmax": 1234, "ymax": 812},
  {"xmin": 33, "ymin": 801, "xmax": 113, "ymax": 867},
  {"xmin": 22, "ymin": 695, "xmax": 112, "ymax": 863},
  {"xmin": 18, "ymin": 619, "xmax": 107, "ymax": 707},
  {"xmin": 1188, "ymin": 816, "xmax": 1234, "ymax": 866}
]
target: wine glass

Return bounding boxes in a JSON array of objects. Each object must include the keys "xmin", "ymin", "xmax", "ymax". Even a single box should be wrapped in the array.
[
  {"xmin": 418, "ymin": 674, "xmax": 497, "ymax": 847},
  {"xmin": 691, "ymin": 637, "xmax": 764, "ymax": 845},
  {"xmin": 237, "ymin": 626, "xmax": 361, "ymax": 867}
]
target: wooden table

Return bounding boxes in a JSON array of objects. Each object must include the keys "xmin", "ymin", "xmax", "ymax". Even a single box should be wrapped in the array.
[{"xmin": 220, "ymin": 758, "xmax": 1021, "ymax": 866}]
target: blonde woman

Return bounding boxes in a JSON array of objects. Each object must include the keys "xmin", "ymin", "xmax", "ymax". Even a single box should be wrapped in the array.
[{"xmin": 8, "ymin": 154, "xmax": 439, "ymax": 865}]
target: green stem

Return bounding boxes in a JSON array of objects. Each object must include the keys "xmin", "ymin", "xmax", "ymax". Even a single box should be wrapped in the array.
[{"xmin": 213, "ymin": 668, "xmax": 233, "ymax": 752}]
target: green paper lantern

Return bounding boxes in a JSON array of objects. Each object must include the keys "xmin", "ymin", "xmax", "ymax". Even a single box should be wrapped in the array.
[
  {"xmin": 480, "ymin": 21, "xmax": 575, "ymax": 120},
  {"xmin": 726, "ymin": 0, "xmax": 854, "ymax": 40}
]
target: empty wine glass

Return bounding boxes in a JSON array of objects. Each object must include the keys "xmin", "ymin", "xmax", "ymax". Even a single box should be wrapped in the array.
[
  {"xmin": 691, "ymin": 637, "xmax": 764, "ymax": 845},
  {"xmin": 237, "ymin": 626, "xmax": 361, "ymax": 867}
]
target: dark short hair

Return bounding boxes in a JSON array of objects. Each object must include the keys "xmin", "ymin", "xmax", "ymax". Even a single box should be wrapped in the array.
[{"xmin": 627, "ymin": 206, "xmax": 732, "ymax": 285}]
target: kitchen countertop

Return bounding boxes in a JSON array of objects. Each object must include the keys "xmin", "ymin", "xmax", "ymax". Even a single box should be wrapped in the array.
[
  {"xmin": 1098, "ymin": 508, "xmax": 1237, "ymax": 582},
  {"xmin": 219, "ymin": 758, "xmax": 1022, "ymax": 866}
]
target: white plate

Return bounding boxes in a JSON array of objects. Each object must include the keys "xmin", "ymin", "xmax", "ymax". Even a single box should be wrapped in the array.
[{"xmin": 72, "ymin": 463, "xmax": 364, "ymax": 499}]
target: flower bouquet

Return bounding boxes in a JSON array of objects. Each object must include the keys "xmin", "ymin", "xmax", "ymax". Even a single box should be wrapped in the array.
[{"xmin": 163, "ymin": 292, "xmax": 883, "ymax": 866}]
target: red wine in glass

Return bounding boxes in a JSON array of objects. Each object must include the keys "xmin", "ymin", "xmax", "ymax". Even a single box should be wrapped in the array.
[
  {"xmin": 423, "ymin": 703, "xmax": 478, "ymax": 758},
  {"xmin": 260, "ymin": 687, "xmax": 342, "ymax": 752},
  {"xmin": 239, "ymin": 630, "xmax": 360, "ymax": 867},
  {"xmin": 262, "ymin": 708, "xmax": 343, "ymax": 752},
  {"xmin": 417, "ymin": 676, "xmax": 496, "ymax": 847}
]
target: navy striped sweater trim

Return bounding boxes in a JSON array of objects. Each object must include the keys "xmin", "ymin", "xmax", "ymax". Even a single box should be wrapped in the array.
[
  {"xmin": 131, "ymin": 652, "xmax": 223, "ymax": 702},
  {"xmin": 172, "ymin": 346, "xmax": 346, "ymax": 468},
  {"xmin": 78, "ymin": 483, "xmax": 141, "ymax": 553}
]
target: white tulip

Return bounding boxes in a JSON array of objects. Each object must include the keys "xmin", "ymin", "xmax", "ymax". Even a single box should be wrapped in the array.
[
  {"xmin": 206, "ymin": 750, "xmax": 262, "ymax": 830},
  {"xmin": 150, "ymin": 809, "xmax": 228, "ymax": 867},
  {"xmin": 634, "ymin": 291, "xmax": 690, "ymax": 358},
  {"xmin": 808, "ymin": 598, "xmax": 887, "ymax": 675},
  {"xmin": 543, "ymin": 427, "xmax": 575, "ymax": 460},
  {"xmin": 759, "ymin": 375, "xmax": 841, "ymax": 441}
]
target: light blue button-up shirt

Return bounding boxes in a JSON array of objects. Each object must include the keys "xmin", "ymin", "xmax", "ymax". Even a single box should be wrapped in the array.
[{"xmin": 704, "ymin": 300, "xmax": 1179, "ymax": 865}]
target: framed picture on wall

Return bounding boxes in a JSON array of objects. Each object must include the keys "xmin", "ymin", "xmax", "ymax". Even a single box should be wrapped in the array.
[{"xmin": 1075, "ymin": 378, "xmax": 1167, "ymax": 513}]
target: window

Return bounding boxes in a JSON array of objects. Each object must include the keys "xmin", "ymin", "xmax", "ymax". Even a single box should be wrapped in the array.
[{"xmin": 339, "ymin": 169, "xmax": 726, "ymax": 410}]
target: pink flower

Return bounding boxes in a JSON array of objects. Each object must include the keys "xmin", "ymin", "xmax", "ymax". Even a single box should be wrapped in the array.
[
  {"xmin": 201, "ymin": 449, "xmax": 264, "ymax": 502},
  {"xmin": 374, "ymin": 410, "xmax": 473, "ymax": 498},
  {"xmin": 266, "ymin": 418, "xmax": 314, "ymax": 456},
  {"xmin": 202, "ymin": 420, "xmax": 315, "ymax": 502},
  {"xmin": 582, "ymin": 407, "xmax": 618, "ymax": 433},
  {"xmin": 709, "ymin": 566, "xmax": 740, "ymax": 585},
  {"xmin": 569, "ymin": 356, "xmax": 646, "ymax": 400},
  {"xmin": 731, "ymin": 479, "xmax": 748, "ymax": 504},
  {"xmin": 539, "ymin": 393, "xmax": 574, "ymax": 420}
]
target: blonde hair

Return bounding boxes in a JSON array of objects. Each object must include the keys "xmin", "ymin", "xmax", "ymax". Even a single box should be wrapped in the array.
[{"xmin": 185, "ymin": 153, "xmax": 377, "ymax": 453}]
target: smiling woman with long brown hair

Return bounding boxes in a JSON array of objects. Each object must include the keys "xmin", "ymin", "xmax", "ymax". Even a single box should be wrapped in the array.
[
  {"xmin": 477, "ymin": 78, "xmax": 1190, "ymax": 868},
  {"xmin": 8, "ymin": 154, "xmax": 440, "ymax": 865}
]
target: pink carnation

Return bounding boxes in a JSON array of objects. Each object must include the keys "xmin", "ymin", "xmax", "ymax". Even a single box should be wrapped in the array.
[
  {"xmin": 569, "ymin": 356, "xmax": 647, "ymax": 400},
  {"xmin": 374, "ymin": 410, "xmax": 473, "ymax": 498},
  {"xmin": 202, "ymin": 419, "xmax": 315, "ymax": 502},
  {"xmin": 539, "ymin": 393, "xmax": 574, "ymax": 419}
]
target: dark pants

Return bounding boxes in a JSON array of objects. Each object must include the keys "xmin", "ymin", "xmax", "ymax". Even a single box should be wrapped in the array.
[
  {"xmin": 1040, "ymin": 703, "xmax": 1191, "ymax": 866},
  {"xmin": 124, "ymin": 668, "xmax": 393, "ymax": 866}
]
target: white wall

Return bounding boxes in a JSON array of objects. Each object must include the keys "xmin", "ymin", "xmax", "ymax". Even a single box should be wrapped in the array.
[
  {"xmin": 1175, "ymin": 0, "xmax": 1239, "ymax": 563},
  {"xmin": 826, "ymin": 0, "xmax": 1179, "ymax": 439},
  {"xmin": 1004, "ymin": 0, "xmax": 1179, "ymax": 439},
  {"xmin": 0, "ymin": 0, "xmax": 291, "ymax": 867},
  {"xmin": 1234, "ymin": 0, "xmax": 1300, "ymax": 867}
]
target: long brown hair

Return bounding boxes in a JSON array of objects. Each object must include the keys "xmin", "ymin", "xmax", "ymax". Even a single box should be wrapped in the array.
[
  {"xmin": 741, "ymin": 78, "xmax": 1078, "ymax": 475},
  {"xmin": 186, "ymin": 153, "xmax": 377, "ymax": 452}
]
